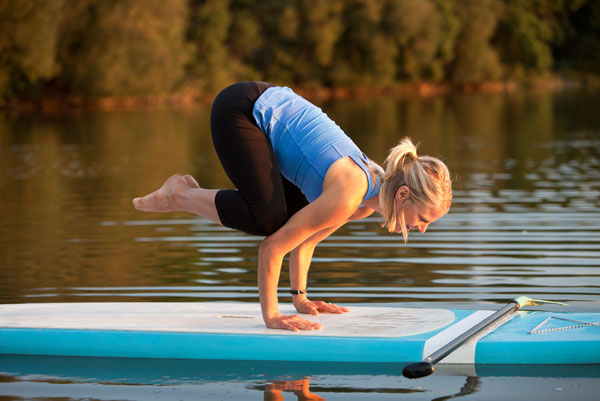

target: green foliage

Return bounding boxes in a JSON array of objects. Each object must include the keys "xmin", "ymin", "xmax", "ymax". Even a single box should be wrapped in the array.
[
  {"xmin": 248, "ymin": 1, "xmax": 300, "ymax": 85},
  {"xmin": 451, "ymin": 0, "xmax": 504, "ymax": 82},
  {"xmin": 434, "ymin": 0, "xmax": 462, "ymax": 72},
  {"xmin": 0, "ymin": 0, "xmax": 598, "ymax": 101},
  {"xmin": 494, "ymin": 0, "xmax": 584, "ymax": 78},
  {"xmin": 331, "ymin": 0, "xmax": 391, "ymax": 86},
  {"xmin": 188, "ymin": 0, "xmax": 234, "ymax": 92},
  {"xmin": 385, "ymin": 0, "xmax": 443, "ymax": 81},
  {"xmin": 0, "ymin": 0, "xmax": 64, "ymax": 97},
  {"xmin": 58, "ymin": 0, "xmax": 190, "ymax": 96},
  {"xmin": 550, "ymin": 0, "xmax": 599, "ymax": 74}
]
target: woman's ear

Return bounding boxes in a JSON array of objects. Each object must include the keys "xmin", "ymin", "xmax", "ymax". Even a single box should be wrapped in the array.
[{"xmin": 395, "ymin": 186, "xmax": 410, "ymax": 203}]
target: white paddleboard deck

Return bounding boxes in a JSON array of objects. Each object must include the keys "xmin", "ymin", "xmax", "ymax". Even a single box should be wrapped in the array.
[{"xmin": 0, "ymin": 302, "xmax": 455, "ymax": 338}]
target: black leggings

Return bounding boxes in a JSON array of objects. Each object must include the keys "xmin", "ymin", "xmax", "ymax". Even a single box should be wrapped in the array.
[{"xmin": 212, "ymin": 81, "xmax": 309, "ymax": 236}]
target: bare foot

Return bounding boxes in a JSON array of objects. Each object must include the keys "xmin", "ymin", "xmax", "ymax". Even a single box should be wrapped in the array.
[
  {"xmin": 183, "ymin": 174, "xmax": 200, "ymax": 189},
  {"xmin": 133, "ymin": 174, "xmax": 190, "ymax": 212}
]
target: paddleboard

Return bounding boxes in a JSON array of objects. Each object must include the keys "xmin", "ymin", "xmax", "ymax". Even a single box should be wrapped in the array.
[{"xmin": 0, "ymin": 302, "xmax": 598, "ymax": 364}]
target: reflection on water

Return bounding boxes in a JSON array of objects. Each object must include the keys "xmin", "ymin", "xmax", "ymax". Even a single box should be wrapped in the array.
[
  {"xmin": 1, "ymin": 356, "xmax": 599, "ymax": 401},
  {"xmin": 262, "ymin": 378, "xmax": 326, "ymax": 401},
  {"xmin": 1, "ymin": 89, "xmax": 599, "ymax": 309}
]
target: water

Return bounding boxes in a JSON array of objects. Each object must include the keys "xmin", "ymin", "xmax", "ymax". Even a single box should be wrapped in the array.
[{"xmin": 1, "ymin": 88, "xmax": 599, "ymax": 399}]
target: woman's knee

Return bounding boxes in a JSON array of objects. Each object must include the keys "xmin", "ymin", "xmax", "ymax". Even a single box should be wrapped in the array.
[{"xmin": 215, "ymin": 190, "xmax": 290, "ymax": 236}]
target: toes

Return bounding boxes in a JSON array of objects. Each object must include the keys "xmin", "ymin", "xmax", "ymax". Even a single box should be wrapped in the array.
[
  {"xmin": 163, "ymin": 174, "xmax": 183, "ymax": 188},
  {"xmin": 132, "ymin": 190, "xmax": 164, "ymax": 212},
  {"xmin": 132, "ymin": 196, "xmax": 149, "ymax": 211},
  {"xmin": 183, "ymin": 174, "xmax": 200, "ymax": 189},
  {"xmin": 133, "ymin": 175, "xmax": 189, "ymax": 214},
  {"xmin": 166, "ymin": 174, "xmax": 190, "ymax": 191}
]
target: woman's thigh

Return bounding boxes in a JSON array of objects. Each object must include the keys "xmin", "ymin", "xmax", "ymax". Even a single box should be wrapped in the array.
[{"xmin": 211, "ymin": 82, "xmax": 308, "ymax": 234}]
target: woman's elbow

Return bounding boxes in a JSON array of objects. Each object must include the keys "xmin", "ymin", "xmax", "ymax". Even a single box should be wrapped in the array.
[{"xmin": 258, "ymin": 236, "xmax": 283, "ymax": 263}]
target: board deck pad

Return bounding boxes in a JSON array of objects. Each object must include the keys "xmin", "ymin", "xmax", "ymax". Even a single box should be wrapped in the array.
[{"xmin": 0, "ymin": 302, "xmax": 456, "ymax": 338}]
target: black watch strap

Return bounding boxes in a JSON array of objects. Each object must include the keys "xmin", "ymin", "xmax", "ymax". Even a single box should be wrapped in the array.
[{"xmin": 289, "ymin": 289, "xmax": 306, "ymax": 295}]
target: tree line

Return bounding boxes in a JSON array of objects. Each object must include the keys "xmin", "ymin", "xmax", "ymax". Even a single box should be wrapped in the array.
[{"xmin": 1, "ymin": 0, "xmax": 598, "ymax": 102}]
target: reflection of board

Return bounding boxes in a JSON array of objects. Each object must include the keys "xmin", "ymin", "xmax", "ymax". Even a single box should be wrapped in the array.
[{"xmin": 1, "ymin": 302, "xmax": 598, "ymax": 364}]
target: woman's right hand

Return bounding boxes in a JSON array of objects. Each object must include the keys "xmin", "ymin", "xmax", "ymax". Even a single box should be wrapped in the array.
[{"xmin": 266, "ymin": 313, "xmax": 322, "ymax": 332}]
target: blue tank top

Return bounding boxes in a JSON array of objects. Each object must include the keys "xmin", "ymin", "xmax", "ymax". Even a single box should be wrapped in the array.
[{"xmin": 253, "ymin": 86, "xmax": 380, "ymax": 202}]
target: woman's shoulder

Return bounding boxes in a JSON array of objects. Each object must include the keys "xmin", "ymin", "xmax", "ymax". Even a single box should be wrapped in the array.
[{"xmin": 322, "ymin": 156, "xmax": 370, "ymax": 208}]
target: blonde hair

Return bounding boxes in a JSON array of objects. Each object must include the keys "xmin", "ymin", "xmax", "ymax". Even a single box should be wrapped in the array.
[{"xmin": 378, "ymin": 138, "xmax": 452, "ymax": 242}]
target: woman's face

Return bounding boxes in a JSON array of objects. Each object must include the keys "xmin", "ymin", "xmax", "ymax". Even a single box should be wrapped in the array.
[
  {"xmin": 396, "ymin": 201, "xmax": 446, "ymax": 234},
  {"xmin": 394, "ymin": 186, "xmax": 446, "ymax": 234}
]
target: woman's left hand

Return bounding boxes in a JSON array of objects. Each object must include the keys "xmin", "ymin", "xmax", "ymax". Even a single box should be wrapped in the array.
[{"xmin": 294, "ymin": 298, "xmax": 350, "ymax": 315}]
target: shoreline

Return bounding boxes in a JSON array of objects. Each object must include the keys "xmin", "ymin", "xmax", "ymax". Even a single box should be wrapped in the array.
[{"xmin": 0, "ymin": 78, "xmax": 585, "ymax": 114}]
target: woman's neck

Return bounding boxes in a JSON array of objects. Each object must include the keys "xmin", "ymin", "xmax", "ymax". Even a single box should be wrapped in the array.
[{"xmin": 363, "ymin": 194, "xmax": 381, "ymax": 214}]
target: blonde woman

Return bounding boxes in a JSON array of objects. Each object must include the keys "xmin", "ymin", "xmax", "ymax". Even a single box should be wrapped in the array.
[{"xmin": 133, "ymin": 81, "xmax": 452, "ymax": 331}]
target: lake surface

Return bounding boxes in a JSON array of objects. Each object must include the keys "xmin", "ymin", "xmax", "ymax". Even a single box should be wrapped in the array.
[{"xmin": 1, "ymin": 88, "xmax": 599, "ymax": 400}]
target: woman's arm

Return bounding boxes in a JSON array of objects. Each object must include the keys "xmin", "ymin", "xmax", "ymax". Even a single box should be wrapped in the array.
[
  {"xmin": 289, "ymin": 206, "xmax": 375, "ymax": 314},
  {"xmin": 258, "ymin": 155, "xmax": 374, "ymax": 331},
  {"xmin": 258, "ymin": 187, "xmax": 365, "ymax": 331},
  {"xmin": 289, "ymin": 224, "xmax": 346, "ymax": 314}
]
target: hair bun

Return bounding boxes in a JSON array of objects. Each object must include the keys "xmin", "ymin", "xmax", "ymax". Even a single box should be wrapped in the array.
[{"xmin": 384, "ymin": 138, "xmax": 419, "ymax": 178}]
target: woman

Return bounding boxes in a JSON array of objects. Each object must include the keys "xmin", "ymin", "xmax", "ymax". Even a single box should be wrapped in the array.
[{"xmin": 133, "ymin": 81, "xmax": 452, "ymax": 332}]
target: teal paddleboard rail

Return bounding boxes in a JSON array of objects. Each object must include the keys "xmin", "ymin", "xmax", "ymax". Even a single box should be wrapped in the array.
[{"xmin": 0, "ymin": 328, "xmax": 430, "ymax": 362}]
